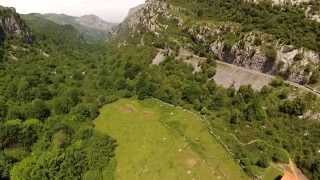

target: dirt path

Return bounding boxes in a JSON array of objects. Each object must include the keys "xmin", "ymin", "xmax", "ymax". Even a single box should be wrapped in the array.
[{"xmin": 281, "ymin": 160, "xmax": 309, "ymax": 180}]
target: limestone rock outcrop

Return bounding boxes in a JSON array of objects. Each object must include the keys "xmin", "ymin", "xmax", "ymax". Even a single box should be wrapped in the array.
[
  {"xmin": 0, "ymin": 6, "xmax": 31, "ymax": 43},
  {"xmin": 117, "ymin": 0, "xmax": 320, "ymax": 85}
]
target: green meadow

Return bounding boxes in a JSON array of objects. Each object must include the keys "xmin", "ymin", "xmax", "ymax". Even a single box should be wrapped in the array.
[{"xmin": 94, "ymin": 99, "xmax": 248, "ymax": 180}]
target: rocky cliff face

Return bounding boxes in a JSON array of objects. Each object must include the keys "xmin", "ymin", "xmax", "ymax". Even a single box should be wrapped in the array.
[
  {"xmin": 247, "ymin": 0, "xmax": 312, "ymax": 5},
  {"xmin": 0, "ymin": 6, "xmax": 31, "ymax": 43},
  {"xmin": 121, "ymin": 0, "xmax": 319, "ymax": 85},
  {"xmin": 207, "ymin": 32, "xmax": 319, "ymax": 84},
  {"xmin": 113, "ymin": 1, "xmax": 167, "ymax": 36},
  {"xmin": 183, "ymin": 21, "xmax": 319, "ymax": 84},
  {"xmin": 248, "ymin": 0, "xmax": 320, "ymax": 23}
]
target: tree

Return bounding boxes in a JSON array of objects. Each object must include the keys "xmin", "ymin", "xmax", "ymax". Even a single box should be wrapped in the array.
[
  {"xmin": 65, "ymin": 88, "xmax": 81, "ymax": 106},
  {"xmin": 270, "ymin": 77, "xmax": 284, "ymax": 87},
  {"xmin": 52, "ymin": 97, "xmax": 72, "ymax": 115},
  {"xmin": 30, "ymin": 99, "xmax": 51, "ymax": 120},
  {"xmin": 309, "ymin": 70, "xmax": 320, "ymax": 84},
  {"xmin": 230, "ymin": 109, "xmax": 242, "ymax": 124},
  {"xmin": 136, "ymin": 73, "xmax": 157, "ymax": 100},
  {"xmin": 0, "ymin": 120, "xmax": 22, "ymax": 149},
  {"xmin": 238, "ymin": 85, "xmax": 255, "ymax": 104},
  {"xmin": 263, "ymin": 45, "xmax": 277, "ymax": 62},
  {"xmin": 206, "ymin": 66, "xmax": 216, "ymax": 78},
  {"xmin": 6, "ymin": 105, "xmax": 25, "ymax": 120},
  {"xmin": 182, "ymin": 82, "xmax": 202, "ymax": 103},
  {"xmin": 72, "ymin": 103, "xmax": 99, "ymax": 121},
  {"xmin": 245, "ymin": 101, "xmax": 267, "ymax": 122},
  {"xmin": 17, "ymin": 79, "xmax": 33, "ymax": 102},
  {"xmin": 34, "ymin": 86, "xmax": 52, "ymax": 100},
  {"xmin": 0, "ymin": 100, "xmax": 7, "ymax": 121},
  {"xmin": 0, "ymin": 153, "xmax": 15, "ymax": 180},
  {"xmin": 280, "ymin": 98, "xmax": 306, "ymax": 116},
  {"xmin": 20, "ymin": 119, "xmax": 42, "ymax": 147},
  {"xmin": 256, "ymin": 156, "xmax": 269, "ymax": 168}
]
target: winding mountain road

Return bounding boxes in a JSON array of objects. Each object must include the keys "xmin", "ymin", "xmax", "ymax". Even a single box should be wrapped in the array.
[{"xmin": 214, "ymin": 60, "xmax": 320, "ymax": 97}]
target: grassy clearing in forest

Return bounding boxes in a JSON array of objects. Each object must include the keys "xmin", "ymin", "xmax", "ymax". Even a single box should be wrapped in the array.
[{"xmin": 94, "ymin": 99, "xmax": 248, "ymax": 180}]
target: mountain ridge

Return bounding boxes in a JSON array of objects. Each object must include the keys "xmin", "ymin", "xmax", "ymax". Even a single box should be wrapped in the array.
[
  {"xmin": 37, "ymin": 13, "xmax": 117, "ymax": 42},
  {"xmin": 0, "ymin": 1, "xmax": 320, "ymax": 180}
]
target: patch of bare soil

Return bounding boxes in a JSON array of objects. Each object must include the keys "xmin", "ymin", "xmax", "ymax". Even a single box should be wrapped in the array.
[
  {"xmin": 143, "ymin": 111, "xmax": 154, "ymax": 118},
  {"xmin": 119, "ymin": 104, "xmax": 136, "ymax": 113},
  {"xmin": 176, "ymin": 148, "xmax": 202, "ymax": 170},
  {"xmin": 186, "ymin": 158, "xmax": 198, "ymax": 169},
  {"xmin": 281, "ymin": 161, "xmax": 308, "ymax": 180}
]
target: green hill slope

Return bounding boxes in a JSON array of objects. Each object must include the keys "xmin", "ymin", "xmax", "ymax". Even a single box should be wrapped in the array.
[
  {"xmin": 95, "ymin": 98, "xmax": 248, "ymax": 180},
  {"xmin": 0, "ymin": 1, "xmax": 320, "ymax": 180}
]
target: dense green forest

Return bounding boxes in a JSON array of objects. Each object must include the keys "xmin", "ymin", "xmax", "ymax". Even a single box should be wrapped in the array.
[
  {"xmin": 0, "ymin": 1, "xmax": 320, "ymax": 179},
  {"xmin": 0, "ymin": 15, "xmax": 117, "ymax": 179}
]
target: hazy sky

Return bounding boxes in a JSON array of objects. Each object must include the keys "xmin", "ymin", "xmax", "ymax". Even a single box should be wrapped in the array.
[{"xmin": 0, "ymin": 0, "xmax": 145, "ymax": 22}]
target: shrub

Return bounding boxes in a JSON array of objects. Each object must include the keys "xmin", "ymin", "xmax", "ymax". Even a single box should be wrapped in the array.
[
  {"xmin": 245, "ymin": 101, "xmax": 267, "ymax": 122},
  {"xmin": 263, "ymin": 45, "xmax": 277, "ymax": 62},
  {"xmin": 72, "ymin": 103, "xmax": 99, "ymax": 121},
  {"xmin": 230, "ymin": 109, "xmax": 242, "ymax": 124},
  {"xmin": 270, "ymin": 77, "xmax": 284, "ymax": 87},
  {"xmin": 280, "ymin": 98, "xmax": 306, "ymax": 116},
  {"xmin": 30, "ymin": 99, "xmax": 51, "ymax": 120},
  {"xmin": 294, "ymin": 53, "xmax": 304, "ymax": 61},
  {"xmin": 256, "ymin": 156, "xmax": 269, "ymax": 168},
  {"xmin": 309, "ymin": 70, "xmax": 320, "ymax": 84},
  {"xmin": 0, "ymin": 100, "xmax": 7, "ymax": 121},
  {"xmin": 52, "ymin": 97, "xmax": 73, "ymax": 115}
]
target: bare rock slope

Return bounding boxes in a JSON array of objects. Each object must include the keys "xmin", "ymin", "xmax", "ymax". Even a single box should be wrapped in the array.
[{"xmin": 119, "ymin": 0, "xmax": 319, "ymax": 86}]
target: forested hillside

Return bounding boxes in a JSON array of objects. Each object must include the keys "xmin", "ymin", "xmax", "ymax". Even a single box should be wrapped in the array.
[
  {"xmin": 0, "ymin": 7, "xmax": 117, "ymax": 179},
  {"xmin": 0, "ymin": 0, "xmax": 320, "ymax": 180}
]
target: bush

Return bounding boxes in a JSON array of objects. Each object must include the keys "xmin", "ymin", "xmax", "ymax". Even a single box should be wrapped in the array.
[
  {"xmin": 0, "ymin": 120, "xmax": 22, "ymax": 149},
  {"xmin": 294, "ymin": 53, "xmax": 304, "ymax": 61},
  {"xmin": 280, "ymin": 98, "xmax": 306, "ymax": 116},
  {"xmin": 230, "ymin": 109, "xmax": 242, "ymax": 124},
  {"xmin": 270, "ymin": 77, "xmax": 284, "ymax": 87},
  {"xmin": 238, "ymin": 85, "xmax": 255, "ymax": 103},
  {"xmin": 245, "ymin": 101, "xmax": 267, "ymax": 122},
  {"xmin": 309, "ymin": 70, "xmax": 320, "ymax": 84},
  {"xmin": 72, "ymin": 103, "xmax": 99, "ymax": 121},
  {"xmin": 0, "ymin": 100, "xmax": 7, "ymax": 121},
  {"xmin": 0, "ymin": 153, "xmax": 15, "ymax": 180},
  {"xmin": 30, "ymin": 99, "xmax": 51, "ymax": 120},
  {"xmin": 65, "ymin": 88, "xmax": 81, "ymax": 106},
  {"xmin": 6, "ymin": 106, "xmax": 26, "ymax": 120},
  {"xmin": 256, "ymin": 156, "xmax": 269, "ymax": 168},
  {"xmin": 52, "ymin": 97, "xmax": 73, "ymax": 115},
  {"xmin": 263, "ymin": 46, "xmax": 277, "ymax": 62}
]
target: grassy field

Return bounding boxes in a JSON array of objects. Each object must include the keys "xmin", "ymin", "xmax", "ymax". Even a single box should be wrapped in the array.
[{"xmin": 94, "ymin": 98, "xmax": 248, "ymax": 180}]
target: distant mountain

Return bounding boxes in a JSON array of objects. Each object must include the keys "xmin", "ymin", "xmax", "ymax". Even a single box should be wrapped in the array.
[
  {"xmin": 77, "ymin": 14, "xmax": 117, "ymax": 31},
  {"xmin": 37, "ymin": 13, "xmax": 117, "ymax": 42}
]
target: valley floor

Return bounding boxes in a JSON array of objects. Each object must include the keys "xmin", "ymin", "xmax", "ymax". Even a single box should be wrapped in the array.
[{"xmin": 94, "ymin": 99, "xmax": 248, "ymax": 180}]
